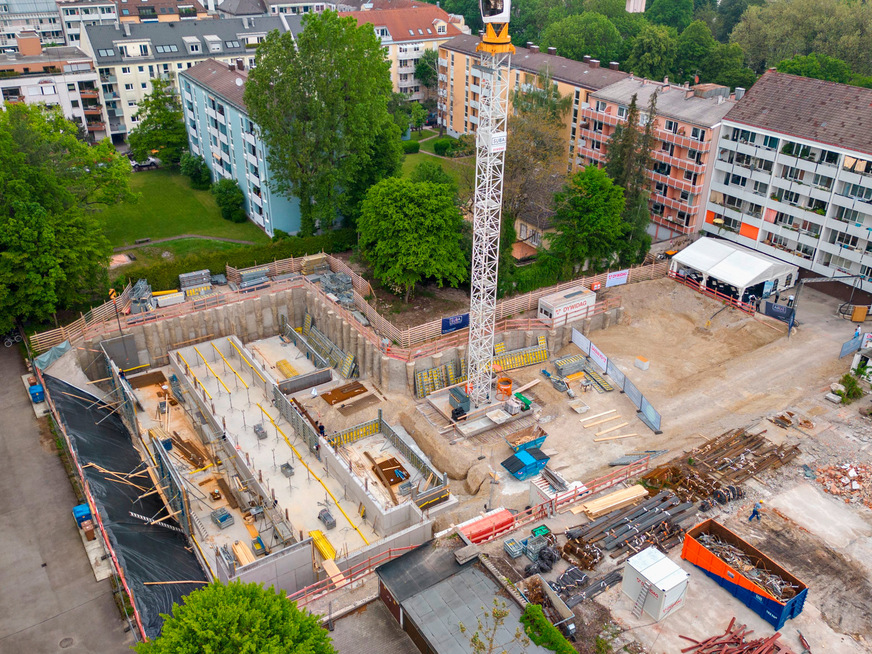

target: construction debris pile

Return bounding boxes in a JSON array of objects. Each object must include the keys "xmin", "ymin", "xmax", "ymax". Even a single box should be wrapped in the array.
[
  {"xmin": 680, "ymin": 618, "xmax": 797, "ymax": 654},
  {"xmin": 562, "ymin": 491, "xmax": 696, "ymax": 568},
  {"xmin": 697, "ymin": 533, "xmax": 799, "ymax": 601},
  {"xmin": 524, "ymin": 576, "xmax": 564, "ymax": 625},
  {"xmin": 816, "ymin": 463, "xmax": 872, "ymax": 508},
  {"xmin": 641, "ymin": 428, "xmax": 799, "ymax": 509}
]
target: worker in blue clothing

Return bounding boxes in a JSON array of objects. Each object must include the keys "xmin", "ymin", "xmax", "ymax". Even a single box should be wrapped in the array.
[{"xmin": 748, "ymin": 500, "xmax": 763, "ymax": 522}]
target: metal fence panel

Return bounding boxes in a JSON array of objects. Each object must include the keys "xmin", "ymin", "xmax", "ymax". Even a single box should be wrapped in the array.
[
  {"xmin": 840, "ymin": 335, "xmax": 862, "ymax": 359},
  {"xmin": 589, "ymin": 343, "xmax": 608, "ymax": 372},
  {"xmin": 640, "ymin": 397, "xmax": 662, "ymax": 432},
  {"xmin": 623, "ymin": 377, "xmax": 643, "ymax": 409},
  {"xmin": 606, "ymin": 359, "xmax": 626, "ymax": 391},
  {"xmin": 571, "ymin": 328, "xmax": 591, "ymax": 355}
]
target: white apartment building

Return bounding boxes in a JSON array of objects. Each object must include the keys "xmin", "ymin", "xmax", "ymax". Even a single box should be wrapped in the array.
[
  {"xmin": 57, "ymin": 0, "xmax": 117, "ymax": 45},
  {"xmin": 80, "ymin": 16, "xmax": 299, "ymax": 141},
  {"xmin": 0, "ymin": 0, "xmax": 63, "ymax": 49},
  {"xmin": 703, "ymin": 71, "xmax": 872, "ymax": 293}
]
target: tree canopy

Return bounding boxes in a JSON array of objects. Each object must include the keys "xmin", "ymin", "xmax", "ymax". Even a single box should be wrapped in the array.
[
  {"xmin": 128, "ymin": 77, "xmax": 188, "ymax": 165},
  {"xmin": 541, "ymin": 13, "xmax": 623, "ymax": 63},
  {"xmin": 245, "ymin": 10, "xmax": 401, "ymax": 236},
  {"xmin": 626, "ymin": 24, "xmax": 678, "ymax": 80},
  {"xmin": 675, "ymin": 20, "xmax": 717, "ymax": 81},
  {"xmin": 646, "ymin": 0, "xmax": 693, "ymax": 32},
  {"xmin": 134, "ymin": 581, "xmax": 336, "ymax": 654},
  {"xmin": 415, "ymin": 49, "xmax": 439, "ymax": 93},
  {"xmin": 0, "ymin": 104, "xmax": 134, "ymax": 331},
  {"xmin": 776, "ymin": 52, "xmax": 853, "ymax": 84},
  {"xmin": 358, "ymin": 177, "xmax": 467, "ymax": 302},
  {"xmin": 408, "ymin": 159, "xmax": 459, "ymax": 198},
  {"xmin": 544, "ymin": 166, "xmax": 627, "ymax": 277}
]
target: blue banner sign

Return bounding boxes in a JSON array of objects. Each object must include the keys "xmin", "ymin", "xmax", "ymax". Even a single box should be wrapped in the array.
[{"xmin": 441, "ymin": 313, "xmax": 469, "ymax": 334}]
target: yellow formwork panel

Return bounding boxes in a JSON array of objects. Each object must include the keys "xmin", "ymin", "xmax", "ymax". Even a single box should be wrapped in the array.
[
  {"xmin": 309, "ymin": 530, "xmax": 337, "ymax": 560},
  {"xmin": 276, "ymin": 359, "xmax": 299, "ymax": 379}
]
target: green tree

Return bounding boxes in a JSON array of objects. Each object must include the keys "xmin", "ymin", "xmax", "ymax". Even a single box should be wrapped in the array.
[
  {"xmin": 0, "ymin": 104, "xmax": 134, "ymax": 331},
  {"xmin": 714, "ymin": 0, "xmax": 764, "ymax": 41},
  {"xmin": 544, "ymin": 166, "xmax": 627, "ymax": 277},
  {"xmin": 541, "ymin": 13, "xmax": 623, "ymax": 63},
  {"xmin": 505, "ymin": 68, "xmax": 570, "ymax": 226},
  {"xmin": 408, "ymin": 159, "xmax": 459, "ymax": 197},
  {"xmin": 675, "ymin": 20, "xmax": 717, "ymax": 81},
  {"xmin": 605, "ymin": 93, "xmax": 654, "ymax": 264},
  {"xmin": 358, "ymin": 178, "xmax": 467, "ymax": 302},
  {"xmin": 459, "ymin": 599, "xmax": 530, "ymax": 654},
  {"xmin": 704, "ymin": 43, "xmax": 757, "ymax": 88},
  {"xmin": 245, "ymin": 11, "xmax": 400, "ymax": 236},
  {"xmin": 435, "ymin": 0, "xmax": 482, "ymax": 33},
  {"xmin": 414, "ymin": 49, "xmax": 439, "ymax": 95},
  {"xmin": 134, "ymin": 581, "xmax": 336, "ymax": 654},
  {"xmin": 127, "ymin": 77, "xmax": 187, "ymax": 166},
  {"xmin": 340, "ymin": 120, "xmax": 403, "ymax": 227},
  {"xmin": 211, "ymin": 178, "xmax": 246, "ymax": 223},
  {"xmin": 409, "ymin": 101, "xmax": 427, "ymax": 131},
  {"xmin": 646, "ymin": 0, "xmax": 693, "ymax": 32},
  {"xmin": 626, "ymin": 24, "xmax": 678, "ymax": 80},
  {"xmin": 776, "ymin": 52, "xmax": 852, "ymax": 83},
  {"xmin": 179, "ymin": 152, "xmax": 212, "ymax": 190}
]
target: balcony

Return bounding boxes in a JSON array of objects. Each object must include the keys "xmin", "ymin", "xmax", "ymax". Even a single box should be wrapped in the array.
[
  {"xmin": 86, "ymin": 121, "xmax": 106, "ymax": 131},
  {"xmin": 109, "ymin": 122, "xmax": 126, "ymax": 133},
  {"xmin": 83, "ymin": 105, "xmax": 103, "ymax": 115},
  {"xmin": 79, "ymin": 88, "xmax": 99, "ymax": 99},
  {"xmin": 2, "ymin": 95, "xmax": 23, "ymax": 104},
  {"xmin": 650, "ymin": 148, "xmax": 705, "ymax": 174},
  {"xmin": 100, "ymin": 74, "xmax": 116, "ymax": 84},
  {"xmin": 656, "ymin": 128, "xmax": 709, "ymax": 152},
  {"xmin": 648, "ymin": 170, "xmax": 701, "ymax": 195},
  {"xmin": 438, "ymin": 57, "xmax": 447, "ymax": 67},
  {"xmin": 438, "ymin": 73, "xmax": 447, "ymax": 83}
]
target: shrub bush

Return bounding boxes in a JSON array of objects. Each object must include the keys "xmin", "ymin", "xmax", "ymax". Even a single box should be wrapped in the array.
[
  {"xmin": 211, "ymin": 178, "xmax": 247, "ymax": 223},
  {"xmin": 433, "ymin": 138, "xmax": 453, "ymax": 156},
  {"xmin": 114, "ymin": 228, "xmax": 357, "ymax": 291},
  {"xmin": 839, "ymin": 373, "xmax": 864, "ymax": 404},
  {"xmin": 401, "ymin": 140, "xmax": 420, "ymax": 154},
  {"xmin": 520, "ymin": 604, "xmax": 575, "ymax": 654},
  {"xmin": 179, "ymin": 152, "xmax": 212, "ymax": 190}
]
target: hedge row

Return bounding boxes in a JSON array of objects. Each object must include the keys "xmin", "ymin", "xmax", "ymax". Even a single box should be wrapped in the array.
[
  {"xmin": 115, "ymin": 228, "xmax": 357, "ymax": 292},
  {"xmin": 520, "ymin": 604, "xmax": 576, "ymax": 654},
  {"xmin": 402, "ymin": 140, "xmax": 420, "ymax": 154}
]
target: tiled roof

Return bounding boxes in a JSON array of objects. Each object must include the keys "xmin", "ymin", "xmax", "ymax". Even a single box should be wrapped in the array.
[
  {"xmin": 181, "ymin": 58, "xmax": 248, "ymax": 112},
  {"xmin": 724, "ymin": 70, "xmax": 872, "ymax": 156},
  {"xmin": 340, "ymin": 5, "xmax": 465, "ymax": 42},
  {"xmin": 593, "ymin": 78, "xmax": 735, "ymax": 128},
  {"xmin": 441, "ymin": 34, "xmax": 628, "ymax": 91}
]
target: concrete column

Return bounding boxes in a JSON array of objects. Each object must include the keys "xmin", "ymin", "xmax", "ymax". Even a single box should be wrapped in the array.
[
  {"xmin": 406, "ymin": 361, "xmax": 416, "ymax": 395},
  {"xmin": 602, "ymin": 309, "xmax": 613, "ymax": 331},
  {"xmin": 342, "ymin": 320, "xmax": 351, "ymax": 352},
  {"xmin": 615, "ymin": 306, "xmax": 625, "ymax": 325},
  {"xmin": 524, "ymin": 331, "xmax": 534, "ymax": 348},
  {"xmin": 582, "ymin": 318, "xmax": 592, "ymax": 336}
]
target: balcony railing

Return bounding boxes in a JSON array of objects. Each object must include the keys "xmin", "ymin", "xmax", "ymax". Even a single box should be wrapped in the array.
[
  {"xmin": 79, "ymin": 88, "xmax": 99, "ymax": 98},
  {"xmin": 86, "ymin": 121, "xmax": 106, "ymax": 131}
]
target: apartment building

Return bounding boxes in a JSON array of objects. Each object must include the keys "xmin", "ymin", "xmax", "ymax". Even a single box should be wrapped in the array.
[
  {"xmin": 0, "ymin": 0, "xmax": 63, "ymax": 50},
  {"xmin": 180, "ymin": 59, "xmax": 300, "ymax": 235},
  {"xmin": 580, "ymin": 78, "xmax": 736, "ymax": 241},
  {"xmin": 438, "ymin": 34, "xmax": 627, "ymax": 246},
  {"xmin": 80, "ymin": 16, "xmax": 296, "ymax": 141},
  {"xmin": 116, "ymin": 0, "xmax": 210, "ymax": 24},
  {"xmin": 343, "ymin": 5, "xmax": 468, "ymax": 101},
  {"xmin": 57, "ymin": 0, "xmax": 117, "ymax": 45},
  {"xmin": 702, "ymin": 71, "xmax": 872, "ymax": 293},
  {"xmin": 0, "ymin": 31, "xmax": 106, "ymax": 134}
]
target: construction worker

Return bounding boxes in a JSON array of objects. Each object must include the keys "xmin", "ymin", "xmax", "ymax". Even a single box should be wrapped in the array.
[
  {"xmin": 748, "ymin": 500, "xmax": 763, "ymax": 522},
  {"xmin": 855, "ymin": 325, "xmax": 862, "ymax": 339}
]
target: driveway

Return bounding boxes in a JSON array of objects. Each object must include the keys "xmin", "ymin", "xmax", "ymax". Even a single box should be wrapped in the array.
[{"xmin": 0, "ymin": 346, "xmax": 135, "ymax": 653}]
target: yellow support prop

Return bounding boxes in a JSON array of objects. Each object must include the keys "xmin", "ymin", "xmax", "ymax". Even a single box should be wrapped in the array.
[
  {"xmin": 255, "ymin": 403, "xmax": 369, "ymax": 546},
  {"xmin": 177, "ymin": 352, "xmax": 211, "ymax": 399},
  {"xmin": 229, "ymin": 339, "xmax": 266, "ymax": 384},
  {"xmin": 211, "ymin": 342, "xmax": 249, "ymax": 389},
  {"xmin": 309, "ymin": 529, "xmax": 337, "ymax": 560},
  {"xmin": 194, "ymin": 346, "xmax": 230, "ymax": 394}
]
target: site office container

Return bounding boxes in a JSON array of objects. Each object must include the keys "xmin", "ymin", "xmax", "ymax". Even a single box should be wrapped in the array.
[
  {"xmin": 681, "ymin": 519, "xmax": 807, "ymax": 629},
  {"xmin": 622, "ymin": 547, "xmax": 689, "ymax": 621},
  {"xmin": 537, "ymin": 286, "xmax": 597, "ymax": 327}
]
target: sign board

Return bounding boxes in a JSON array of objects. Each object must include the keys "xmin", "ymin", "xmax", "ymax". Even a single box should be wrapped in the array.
[
  {"xmin": 571, "ymin": 328, "xmax": 591, "ymax": 355},
  {"xmin": 589, "ymin": 343, "xmax": 608, "ymax": 372},
  {"xmin": 441, "ymin": 313, "xmax": 469, "ymax": 334},
  {"xmin": 606, "ymin": 269, "xmax": 630, "ymax": 288},
  {"xmin": 863, "ymin": 332, "xmax": 872, "ymax": 349},
  {"xmin": 762, "ymin": 301, "xmax": 794, "ymax": 324},
  {"xmin": 840, "ymin": 334, "xmax": 862, "ymax": 359},
  {"xmin": 491, "ymin": 131, "xmax": 507, "ymax": 153},
  {"xmin": 763, "ymin": 280, "xmax": 775, "ymax": 298}
]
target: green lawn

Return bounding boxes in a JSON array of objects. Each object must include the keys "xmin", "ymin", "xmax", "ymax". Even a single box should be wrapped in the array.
[
  {"xmin": 97, "ymin": 169, "xmax": 271, "ymax": 247},
  {"xmin": 407, "ymin": 128, "xmax": 438, "ymax": 142},
  {"xmin": 119, "ymin": 238, "xmax": 248, "ymax": 272},
  {"xmin": 402, "ymin": 152, "xmax": 475, "ymax": 196},
  {"xmin": 419, "ymin": 135, "xmax": 459, "ymax": 154}
]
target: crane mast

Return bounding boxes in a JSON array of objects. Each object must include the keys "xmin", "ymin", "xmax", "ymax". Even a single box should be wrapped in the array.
[{"xmin": 467, "ymin": 0, "xmax": 514, "ymax": 408}]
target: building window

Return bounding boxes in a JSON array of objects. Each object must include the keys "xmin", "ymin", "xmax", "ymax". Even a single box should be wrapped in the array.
[
  {"xmin": 762, "ymin": 134, "xmax": 779, "ymax": 150},
  {"xmin": 691, "ymin": 126, "xmax": 705, "ymax": 142},
  {"xmin": 664, "ymin": 119, "xmax": 678, "ymax": 134},
  {"xmin": 121, "ymin": 66, "xmax": 130, "ymax": 74},
  {"xmin": 595, "ymin": 100, "xmax": 607, "ymax": 112},
  {"xmin": 141, "ymin": 83, "xmax": 147, "ymax": 89},
  {"xmin": 617, "ymin": 105, "xmax": 628, "ymax": 119},
  {"xmin": 124, "ymin": 83, "xmax": 134, "ymax": 90}
]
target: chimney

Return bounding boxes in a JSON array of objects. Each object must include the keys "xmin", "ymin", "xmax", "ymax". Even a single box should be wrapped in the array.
[
  {"xmin": 547, "ymin": 46, "xmax": 556, "ymax": 56},
  {"xmin": 236, "ymin": 58, "xmax": 244, "ymax": 70},
  {"xmin": 15, "ymin": 30, "xmax": 42, "ymax": 57},
  {"xmin": 582, "ymin": 55, "xmax": 591, "ymax": 63},
  {"xmin": 694, "ymin": 74, "xmax": 699, "ymax": 84},
  {"xmin": 526, "ymin": 41, "xmax": 534, "ymax": 49},
  {"xmin": 663, "ymin": 76, "xmax": 669, "ymax": 88},
  {"xmin": 529, "ymin": 45, "xmax": 539, "ymax": 53},
  {"xmin": 685, "ymin": 89, "xmax": 694, "ymax": 99},
  {"xmin": 228, "ymin": 61, "xmax": 235, "ymax": 71},
  {"xmin": 609, "ymin": 61, "xmax": 619, "ymax": 70},
  {"xmin": 735, "ymin": 86, "xmax": 746, "ymax": 100},
  {"xmin": 123, "ymin": 22, "xmax": 131, "ymax": 36},
  {"xmin": 590, "ymin": 59, "xmax": 600, "ymax": 68}
]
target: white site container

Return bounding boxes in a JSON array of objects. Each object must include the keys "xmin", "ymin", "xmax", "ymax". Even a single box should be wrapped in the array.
[
  {"xmin": 537, "ymin": 286, "xmax": 597, "ymax": 327},
  {"xmin": 621, "ymin": 546, "xmax": 690, "ymax": 621}
]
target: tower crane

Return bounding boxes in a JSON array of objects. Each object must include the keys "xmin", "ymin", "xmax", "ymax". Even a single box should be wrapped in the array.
[{"xmin": 466, "ymin": 0, "xmax": 514, "ymax": 408}]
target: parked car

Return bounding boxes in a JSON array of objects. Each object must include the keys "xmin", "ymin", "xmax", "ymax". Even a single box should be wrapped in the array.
[{"xmin": 128, "ymin": 154, "xmax": 159, "ymax": 171}]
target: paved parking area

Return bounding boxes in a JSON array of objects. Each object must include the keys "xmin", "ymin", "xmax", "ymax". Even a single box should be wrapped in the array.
[{"xmin": 0, "ymin": 346, "xmax": 135, "ymax": 653}]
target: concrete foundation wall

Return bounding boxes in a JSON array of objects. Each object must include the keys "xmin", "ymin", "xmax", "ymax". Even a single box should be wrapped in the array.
[
  {"xmin": 335, "ymin": 520, "xmax": 433, "ymax": 573},
  {"xmin": 218, "ymin": 538, "xmax": 317, "ymax": 594}
]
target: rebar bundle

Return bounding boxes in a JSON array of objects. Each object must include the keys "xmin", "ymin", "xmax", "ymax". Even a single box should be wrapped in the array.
[{"xmin": 697, "ymin": 533, "xmax": 799, "ymax": 601}]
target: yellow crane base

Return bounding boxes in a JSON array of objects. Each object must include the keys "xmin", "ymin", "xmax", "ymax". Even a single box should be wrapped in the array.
[{"xmin": 477, "ymin": 23, "xmax": 514, "ymax": 54}]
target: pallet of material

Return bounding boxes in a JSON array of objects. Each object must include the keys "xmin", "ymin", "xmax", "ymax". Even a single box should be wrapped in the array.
[
  {"xmin": 276, "ymin": 359, "xmax": 299, "ymax": 379},
  {"xmin": 579, "ymin": 485, "xmax": 648, "ymax": 519},
  {"xmin": 232, "ymin": 540, "xmax": 256, "ymax": 567}
]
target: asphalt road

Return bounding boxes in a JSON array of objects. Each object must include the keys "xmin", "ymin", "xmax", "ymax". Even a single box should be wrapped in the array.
[{"xmin": 0, "ymin": 346, "xmax": 135, "ymax": 653}]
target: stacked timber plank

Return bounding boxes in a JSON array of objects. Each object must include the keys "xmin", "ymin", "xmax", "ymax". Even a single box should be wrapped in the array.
[
  {"xmin": 562, "ymin": 491, "xmax": 696, "ymax": 567},
  {"xmin": 579, "ymin": 485, "xmax": 648, "ymax": 519},
  {"xmin": 679, "ymin": 618, "xmax": 797, "ymax": 654}
]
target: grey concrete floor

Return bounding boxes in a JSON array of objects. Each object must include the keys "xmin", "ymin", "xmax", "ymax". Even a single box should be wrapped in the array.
[{"xmin": 0, "ymin": 346, "xmax": 135, "ymax": 653}]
